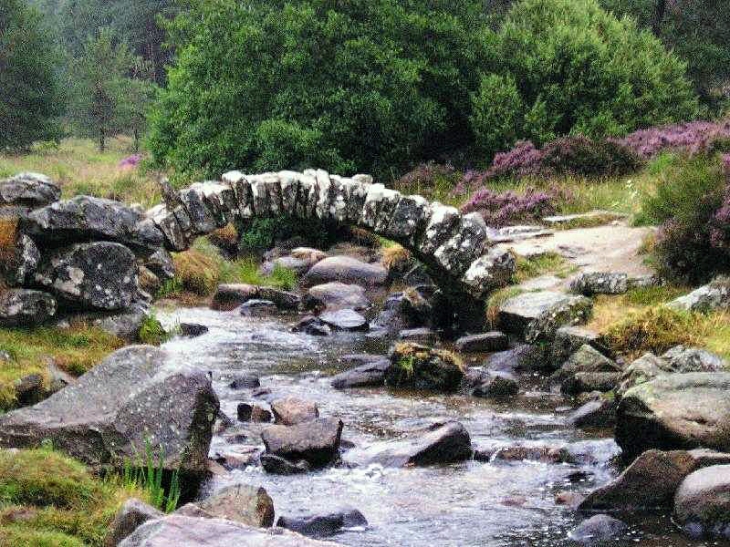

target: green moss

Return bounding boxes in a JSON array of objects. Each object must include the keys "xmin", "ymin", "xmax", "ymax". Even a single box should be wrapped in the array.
[{"xmin": 137, "ymin": 314, "xmax": 169, "ymax": 346}]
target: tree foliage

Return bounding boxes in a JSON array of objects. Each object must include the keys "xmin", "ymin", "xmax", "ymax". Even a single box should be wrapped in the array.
[{"xmin": 0, "ymin": 0, "xmax": 63, "ymax": 150}]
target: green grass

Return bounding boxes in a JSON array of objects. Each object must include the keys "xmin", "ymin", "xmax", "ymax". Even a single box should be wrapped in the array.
[
  {"xmin": 485, "ymin": 286, "xmax": 524, "ymax": 329},
  {"xmin": 0, "ymin": 447, "xmax": 149, "ymax": 547},
  {"xmin": 0, "ymin": 326, "xmax": 124, "ymax": 411},
  {"xmin": 137, "ymin": 314, "xmax": 169, "ymax": 346},
  {"xmin": 122, "ymin": 441, "xmax": 180, "ymax": 514},
  {"xmin": 513, "ymin": 252, "xmax": 576, "ymax": 283}
]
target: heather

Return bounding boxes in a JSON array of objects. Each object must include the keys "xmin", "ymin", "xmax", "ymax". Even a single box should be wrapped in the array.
[
  {"xmin": 614, "ymin": 120, "xmax": 730, "ymax": 160},
  {"xmin": 460, "ymin": 186, "xmax": 562, "ymax": 227}
]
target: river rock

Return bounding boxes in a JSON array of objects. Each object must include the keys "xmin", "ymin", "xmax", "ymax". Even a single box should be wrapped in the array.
[
  {"xmin": 330, "ymin": 359, "xmax": 389, "ymax": 389},
  {"xmin": 616, "ymin": 353, "xmax": 669, "ymax": 396},
  {"xmin": 105, "ymin": 498, "xmax": 164, "ymax": 547},
  {"xmin": 271, "ymin": 398, "xmax": 319, "ymax": 425},
  {"xmin": 195, "ymin": 484, "xmax": 275, "ymax": 528},
  {"xmin": 669, "ymin": 277, "xmax": 730, "ymax": 312},
  {"xmin": 674, "ymin": 464, "xmax": 730, "ymax": 538},
  {"xmin": 498, "ymin": 291, "xmax": 592, "ymax": 344},
  {"xmin": 260, "ymin": 454, "xmax": 311, "ymax": 475},
  {"xmin": 471, "ymin": 371, "xmax": 519, "ymax": 399},
  {"xmin": 386, "ymin": 343, "xmax": 464, "ymax": 392},
  {"xmin": 34, "ymin": 241, "xmax": 138, "ymax": 311},
  {"xmin": 454, "ymin": 332, "xmax": 509, "ymax": 353},
  {"xmin": 398, "ymin": 327, "xmax": 438, "ymax": 344},
  {"xmin": 240, "ymin": 300, "xmax": 278, "ymax": 316},
  {"xmin": 22, "ymin": 196, "xmax": 164, "ymax": 254},
  {"xmin": 398, "ymin": 287, "xmax": 433, "ymax": 328},
  {"xmin": 616, "ymin": 373, "xmax": 730, "ymax": 461},
  {"xmin": 0, "ymin": 346, "xmax": 219, "ymax": 477},
  {"xmin": 319, "ymin": 309, "xmax": 368, "ymax": 331},
  {"xmin": 118, "ymin": 515, "xmax": 343, "ymax": 546},
  {"xmin": 550, "ymin": 326, "xmax": 607, "ymax": 370},
  {"xmin": 363, "ymin": 421, "xmax": 472, "ymax": 467},
  {"xmin": 300, "ymin": 256, "xmax": 387, "ymax": 288},
  {"xmin": 145, "ymin": 248, "xmax": 175, "ymax": 280},
  {"xmin": 180, "ymin": 323, "xmax": 209, "ymax": 337},
  {"xmin": 305, "ymin": 283, "xmax": 369, "ymax": 311},
  {"xmin": 277, "ymin": 509, "xmax": 367, "ymax": 538},
  {"xmin": 579, "ymin": 449, "xmax": 730, "ymax": 513},
  {"xmin": 0, "ymin": 288, "xmax": 57, "ymax": 327},
  {"xmin": 486, "ymin": 344, "xmax": 547, "ymax": 372},
  {"xmin": 553, "ymin": 345, "xmax": 621, "ymax": 382},
  {"xmin": 211, "ymin": 284, "xmax": 301, "ymax": 312},
  {"xmin": 569, "ymin": 272, "xmax": 629, "ymax": 296},
  {"xmin": 569, "ymin": 514, "xmax": 627, "ymax": 544},
  {"xmin": 561, "ymin": 372, "xmax": 621, "ymax": 395},
  {"xmin": 228, "ymin": 374, "xmax": 261, "ymax": 390},
  {"xmin": 260, "ymin": 256, "xmax": 312, "ymax": 277},
  {"xmin": 237, "ymin": 403, "xmax": 272, "ymax": 423},
  {"xmin": 569, "ymin": 398, "xmax": 616, "ymax": 429},
  {"xmin": 261, "ymin": 418, "xmax": 343, "ymax": 469},
  {"xmin": 291, "ymin": 316, "xmax": 331, "ymax": 336},
  {"xmin": 0, "ymin": 172, "xmax": 60, "ymax": 208}
]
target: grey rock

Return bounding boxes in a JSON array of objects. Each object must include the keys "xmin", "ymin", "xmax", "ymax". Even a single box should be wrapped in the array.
[
  {"xmin": 433, "ymin": 213, "xmax": 488, "ymax": 277},
  {"xmin": 34, "ymin": 241, "xmax": 138, "ymax": 311},
  {"xmin": 260, "ymin": 256, "xmax": 312, "ymax": 277},
  {"xmin": 301, "ymin": 256, "xmax": 387, "ymax": 288},
  {"xmin": 260, "ymin": 454, "xmax": 310, "ymax": 475},
  {"xmin": 0, "ymin": 288, "xmax": 56, "ymax": 327},
  {"xmin": 386, "ymin": 343, "xmax": 464, "ymax": 392},
  {"xmin": 319, "ymin": 309, "xmax": 368, "ymax": 332},
  {"xmin": 0, "ymin": 346, "xmax": 219, "ymax": 477},
  {"xmin": 271, "ymin": 397, "xmax": 319, "ymax": 425},
  {"xmin": 0, "ymin": 172, "xmax": 60, "ymax": 208},
  {"xmin": 454, "ymin": 332, "xmax": 509, "ymax": 353},
  {"xmin": 398, "ymin": 327, "xmax": 438, "ymax": 344},
  {"xmin": 1, "ymin": 234, "xmax": 40, "ymax": 286},
  {"xmin": 674, "ymin": 464, "xmax": 730, "ymax": 537},
  {"xmin": 551, "ymin": 326, "xmax": 607, "ymax": 370},
  {"xmin": 569, "ymin": 514, "xmax": 627, "ymax": 544},
  {"xmin": 553, "ymin": 345, "xmax": 621, "ymax": 382},
  {"xmin": 277, "ymin": 509, "xmax": 367, "ymax": 538},
  {"xmin": 291, "ymin": 316, "xmax": 331, "ymax": 336},
  {"xmin": 105, "ymin": 498, "xmax": 163, "ymax": 547},
  {"xmin": 22, "ymin": 196, "xmax": 164, "ymax": 254},
  {"xmin": 211, "ymin": 284, "xmax": 301, "ymax": 312},
  {"xmin": 195, "ymin": 484, "xmax": 275, "ymax": 528},
  {"xmin": 180, "ymin": 323, "xmax": 209, "ymax": 337},
  {"xmin": 330, "ymin": 360, "xmax": 389, "ymax": 389},
  {"xmin": 261, "ymin": 418, "xmax": 343, "ymax": 468},
  {"xmin": 305, "ymin": 283, "xmax": 369, "ymax": 311},
  {"xmin": 471, "ymin": 371, "xmax": 519, "ymax": 399},
  {"xmin": 561, "ymin": 372, "xmax": 621, "ymax": 395},
  {"xmin": 570, "ymin": 272, "xmax": 629, "ymax": 296},
  {"xmin": 13, "ymin": 373, "xmax": 45, "ymax": 407},
  {"xmin": 616, "ymin": 352, "xmax": 670, "ymax": 396},
  {"xmin": 460, "ymin": 247, "xmax": 516, "ymax": 298},
  {"xmin": 145, "ymin": 249, "xmax": 175, "ymax": 280},
  {"xmin": 228, "ymin": 374, "xmax": 260, "ymax": 390},
  {"xmin": 486, "ymin": 344, "xmax": 548, "ymax": 372},
  {"xmin": 616, "ymin": 373, "xmax": 730, "ymax": 461},
  {"xmin": 662, "ymin": 345, "xmax": 727, "ymax": 372},
  {"xmin": 240, "ymin": 299, "xmax": 278, "ymax": 316},
  {"xmin": 569, "ymin": 398, "xmax": 616, "ymax": 429},
  {"xmin": 669, "ymin": 277, "xmax": 730, "ymax": 312},
  {"xmin": 62, "ymin": 303, "xmax": 149, "ymax": 341}
]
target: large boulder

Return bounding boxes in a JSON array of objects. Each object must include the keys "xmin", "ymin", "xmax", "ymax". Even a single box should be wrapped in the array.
[
  {"xmin": 261, "ymin": 418, "xmax": 343, "ymax": 469},
  {"xmin": 669, "ymin": 277, "xmax": 730, "ymax": 312},
  {"xmin": 0, "ymin": 172, "xmax": 61, "ymax": 208},
  {"xmin": 195, "ymin": 484, "xmax": 275, "ymax": 528},
  {"xmin": 498, "ymin": 291, "xmax": 592, "ymax": 344},
  {"xmin": 34, "ymin": 242, "xmax": 138, "ymax": 311},
  {"xmin": 616, "ymin": 352, "xmax": 671, "ymax": 397},
  {"xmin": 386, "ymin": 343, "xmax": 464, "ymax": 392},
  {"xmin": 211, "ymin": 284, "xmax": 301, "ymax": 312},
  {"xmin": 569, "ymin": 272, "xmax": 628, "ymax": 296},
  {"xmin": 22, "ymin": 195, "xmax": 164, "ymax": 254},
  {"xmin": 304, "ymin": 283, "xmax": 370, "ymax": 311},
  {"xmin": 0, "ymin": 346, "xmax": 219, "ymax": 478},
  {"xmin": 661, "ymin": 345, "xmax": 727, "ymax": 372},
  {"xmin": 119, "ymin": 515, "xmax": 343, "ymax": 546},
  {"xmin": 0, "ymin": 288, "xmax": 57, "ymax": 327},
  {"xmin": 1, "ymin": 234, "xmax": 40, "ymax": 286},
  {"xmin": 330, "ymin": 359, "xmax": 389, "ymax": 389},
  {"xmin": 300, "ymin": 256, "xmax": 387, "ymax": 288},
  {"xmin": 616, "ymin": 373, "xmax": 730, "ymax": 461},
  {"xmin": 674, "ymin": 464, "xmax": 730, "ymax": 538}
]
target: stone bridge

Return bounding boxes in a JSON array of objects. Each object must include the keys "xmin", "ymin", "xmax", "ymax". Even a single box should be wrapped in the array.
[{"xmin": 146, "ymin": 169, "xmax": 515, "ymax": 302}]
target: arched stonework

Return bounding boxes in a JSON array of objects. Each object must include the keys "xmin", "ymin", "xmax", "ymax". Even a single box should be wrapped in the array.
[{"xmin": 146, "ymin": 170, "xmax": 515, "ymax": 301}]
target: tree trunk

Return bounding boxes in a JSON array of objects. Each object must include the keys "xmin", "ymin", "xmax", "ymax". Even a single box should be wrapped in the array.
[
  {"xmin": 99, "ymin": 126, "xmax": 105, "ymax": 153},
  {"xmin": 652, "ymin": 0, "xmax": 667, "ymax": 37},
  {"xmin": 134, "ymin": 127, "xmax": 140, "ymax": 153}
]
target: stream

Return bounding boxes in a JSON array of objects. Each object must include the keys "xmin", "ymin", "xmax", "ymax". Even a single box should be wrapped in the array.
[{"xmin": 157, "ymin": 306, "xmax": 714, "ymax": 547}]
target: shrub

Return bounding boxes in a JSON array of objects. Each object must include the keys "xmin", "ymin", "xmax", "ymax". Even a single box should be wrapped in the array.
[
  {"xmin": 395, "ymin": 163, "xmax": 457, "ymax": 191},
  {"xmin": 460, "ymin": 187, "xmax": 557, "ymax": 227},
  {"xmin": 472, "ymin": 0, "xmax": 698, "ymax": 160},
  {"xmin": 614, "ymin": 120, "xmax": 730, "ymax": 160}
]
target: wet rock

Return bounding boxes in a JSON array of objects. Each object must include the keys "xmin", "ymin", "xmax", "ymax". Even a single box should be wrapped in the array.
[
  {"xmin": 669, "ymin": 277, "xmax": 730, "ymax": 312},
  {"xmin": 386, "ymin": 343, "xmax": 464, "ymax": 392},
  {"xmin": 319, "ymin": 309, "xmax": 368, "ymax": 332},
  {"xmin": 454, "ymin": 332, "xmax": 509, "ymax": 353},
  {"xmin": 228, "ymin": 374, "xmax": 261, "ymax": 390},
  {"xmin": 330, "ymin": 359, "xmax": 389, "ymax": 389},
  {"xmin": 105, "ymin": 498, "xmax": 163, "ymax": 547},
  {"xmin": 2, "ymin": 234, "xmax": 40, "ymax": 286},
  {"xmin": 616, "ymin": 373, "xmax": 730, "ymax": 461},
  {"xmin": 674, "ymin": 465, "xmax": 730, "ymax": 538},
  {"xmin": 486, "ymin": 344, "xmax": 548, "ymax": 372},
  {"xmin": 277, "ymin": 509, "xmax": 367, "ymax": 538},
  {"xmin": 121, "ymin": 515, "xmax": 344, "ymax": 546},
  {"xmin": 0, "ymin": 346, "xmax": 219, "ymax": 478},
  {"xmin": 580, "ymin": 449, "xmax": 730, "ymax": 513},
  {"xmin": 561, "ymin": 372, "xmax": 621, "ymax": 395},
  {"xmin": 195, "ymin": 484, "xmax": 275, "ymax": 528},
  {"xmin": 271, "ymin": 397, "xmax": 319, "ymax": 425},
  {"xmin": 569, "ymin": 398, "xmax": 617, "ymax": 429},
  {"xmin": 476, "ymin": 443, "xmax": 572, "ymax": 464},
  {"xmin": 0, "ymin": 172, "xmax": 60, "ymax": 208},
  {"xmin": 398, "ymin": 327, "xmax": 438, "ymax": 344},
  {"xmin": 22, "ymin": 196, "xmax": 164, "ymax": 254},
  {"xmin": 211, "ymin": 284, "xmax": 301, "ymax": 312},
  {"xmin": 291, "ymin": 316, "xmax": 331, "ymax": 336},
  {"xmin": 553, "ymin": 345, "xmax": 621, "ymax": 383},
  {"xmin": 305, "ymin": 283, "xmax": 369, "ymax": 311},
  {"xmin": 498, "ymin": 291, "xmax": 592, "ymax": 344},
  {"xmin": 300, "ymin": 256, "xmax": 387, "ymax": 288},
  {"xmin": 240, "ymin": 300, "xmax": 278, "ymax": 316},
  {"xmin": 180, "ymin": 323, "xmax": 209, "ymax": 337},
  {"xmin": 661, "ymin": 345, "xmax": 727, "ymax": 372},
  {"xmin": 260, "ymin": 454, "xmax": 311, "ymax": 475},
  {"xmin": 364, "ymin": 421, "xmax": 472, "ymax": 467},
  {"xmin": 237, "ymin": 403, "xmax": 272, "ymax": 423},
  {"xmin": 555, "ymin": 491, "xmax": 586, "ymax": 509},
  {"xmin": 570, "ymin": 272, "xmax": 629, "ymax": 296},
  {"xmin": 569, "ymin": 514, "xmax": 627, "ymax": 544},
  {"xmin": 34, "ymin": 241, "xmax": 138, "ymax": 311},
  {"xmin": 471, "ymin": 371, "xmax": 519, "ymax": 399},
  {"xmin": 261, "ymin": 418, "xmax": 343, "ymax": 469},
  {"xmin": 551, "ymin": 326, "xmax": 608, "ymax": 370},
  {"xmin": 0, "ymin": 288, "xmax": 56, "ymax": 327}
]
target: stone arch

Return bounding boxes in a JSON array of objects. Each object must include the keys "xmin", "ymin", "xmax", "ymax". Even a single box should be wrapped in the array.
[{"xmin": 146, "ymin": 170, "xmax": 515, "ymax": 305}]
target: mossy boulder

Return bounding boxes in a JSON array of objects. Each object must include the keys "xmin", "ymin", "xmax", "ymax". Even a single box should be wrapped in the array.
[{"xmin": 386, "ymin": 343, "xmax": 465, "ymax": 392}]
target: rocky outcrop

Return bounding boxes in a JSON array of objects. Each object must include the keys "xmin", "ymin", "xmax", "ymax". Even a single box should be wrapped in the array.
[
  {"xmin": 0, "ymin": 172, "xmax": 61, "ymax": 208},
  {"xmin": 0, "ymin": 346, "xmax": 219, "ymax": 478},
  {"xmin": 669, "ymin": 276, "xmax": 730, "ymax": 312},
  {"xmin": 616, "ymin": 373, "xmax": 730, "ymax": 461},
  {"xmin": 386, "ymin": 343, "xmax": 464, "ymax": 392},
  {"xmin": 0, "ymin": 288, "xmax": 57, "ymax": 327}
]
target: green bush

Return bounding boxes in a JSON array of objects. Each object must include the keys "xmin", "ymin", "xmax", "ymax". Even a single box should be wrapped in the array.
[
  {"xmin": 148, "ymin": 0, "xmax": 487, "ymax": 179},
  {"xmin": 472, "ymin": 0, "xmax": 698, "ymax": 160}
]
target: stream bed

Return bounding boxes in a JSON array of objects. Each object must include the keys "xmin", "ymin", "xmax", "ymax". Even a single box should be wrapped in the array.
[{"xmin": 157, "ymin": 306, "xmax": 716, "ymax": 547}]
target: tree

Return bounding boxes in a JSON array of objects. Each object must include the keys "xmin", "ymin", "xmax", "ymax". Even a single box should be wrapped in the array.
[
  {"xmin": 68, "ymin": 29, "xmax": 150, "ymax": 152},
  {"xmin": 147, "ymin": 0, "xmax": 489, "ymax": 178},
  {"xmin": 471, "ymin": 0, "xmax": 698, "ymax": 159},
  {"xmin": 0, "ymin": 0, "xmax": 63, "ymax": 150}
]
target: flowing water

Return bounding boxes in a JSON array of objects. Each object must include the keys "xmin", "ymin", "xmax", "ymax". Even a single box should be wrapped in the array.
[{"xmin": 158, "ymin": 307, "xmax": 718, "ymax": 547}]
